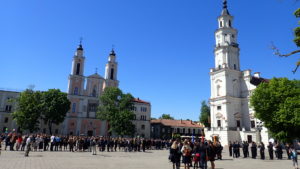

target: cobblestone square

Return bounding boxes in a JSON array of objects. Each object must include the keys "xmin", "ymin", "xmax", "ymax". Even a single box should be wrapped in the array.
[{"xmin": 0, "ymin": 149, "xmax": 294, "ymax": 169}]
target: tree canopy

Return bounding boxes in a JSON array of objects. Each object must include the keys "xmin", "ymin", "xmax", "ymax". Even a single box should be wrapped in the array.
[
  {"xmin": 250, "ymin": 78, "xmax": 300, "ymax": 143},
  {"xmin": 199, "ymin": 100, "xmax": 210, "ymax": 127},
  {"xmin": 42, "ymin": 89, "xmax": 70, "ymax": 135},
  {"xmin": 97, "ymin": 87, "xmax": 135, "ymax": 137},
  {"xmin": 159, "ymin": 114, "xmax": 174, "ymax": 120},
  {"xmin": 13, "ymin": 89, "xmax": 70, "ymax": 133},
  {"xmin": 13, "ymin": 89, "xmax": 43, "ymax": 132}
]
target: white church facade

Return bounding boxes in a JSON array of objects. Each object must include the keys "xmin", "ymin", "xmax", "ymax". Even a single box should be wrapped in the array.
[{"xmin": 204, "ymin": 0, "xmax": 270, "ymax": 146}]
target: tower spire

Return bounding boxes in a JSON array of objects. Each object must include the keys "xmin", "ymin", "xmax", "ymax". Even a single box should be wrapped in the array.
[
  {"xmin": 221, "ymin": 0, "xmax": 230, "ymax": 15},
  {"xmin": 223, "ymin": 0, "xmax": 227, "ymax": 9},
  {"xmin": 77, "ymin": 37, "xmax": 83, "ymax": 50},
  {"xmin": 110, "ymin": 45, "xmax": 116, "ymax": 56}
]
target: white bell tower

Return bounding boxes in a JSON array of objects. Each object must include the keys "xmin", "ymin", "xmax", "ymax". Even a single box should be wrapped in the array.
[{"xmin": 214, "ymin": 0, "xmax": 240, "ymax": 71}]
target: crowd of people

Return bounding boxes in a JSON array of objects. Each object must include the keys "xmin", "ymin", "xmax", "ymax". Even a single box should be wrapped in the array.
[
  {"xmin": 169, "ymin": 138, "xmax": 223, "ymax": 169},
  {"xmin": 0, "ymin": 133, "xmax": 170, "ymax": 156},
  {"xmin": 0, "ymin": 132, "xmax": 299, "ymax": 169},
  {"xmin": 228, "ymin": 141, "xmax": 297, "ymax": 160},
  {"xmin": 168, "ymin": 138, "xmax": 299, "ymax": 169}
]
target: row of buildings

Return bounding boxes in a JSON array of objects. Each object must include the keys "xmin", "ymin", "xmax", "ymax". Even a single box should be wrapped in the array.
[
  {"xmin": 0, "ymin": 89, "xmax": 203, "ymax": 139},
  {"xmin": 0, "ymin": 44, "xmax": 203, "ymax": 139}
]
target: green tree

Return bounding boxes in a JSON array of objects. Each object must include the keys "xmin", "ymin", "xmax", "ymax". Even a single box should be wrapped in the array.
[
  {"xmin": 272, "ymin": 8, "xmax": 300, "ymax": 73},
  {"xmin": 97, "ymin": 87, "xmax": 135, "ymax": 137},
  {"xmin": 42, "ymin": 89, "xmax": 70, "ymax": 135},
  {"xmin": 159, "ymin": 114, "xmax": 174, "ymax": 120},
  {"xmin": 250, "ymin": 78, "xmax": 300, "ymax": 143},
  {"xmin": 13, "ymin": 89, "xmax": 43, "ymax": 132},
  {"xmin": 200, "ymin": 100, "xmax": 210, "ymax": 127}
]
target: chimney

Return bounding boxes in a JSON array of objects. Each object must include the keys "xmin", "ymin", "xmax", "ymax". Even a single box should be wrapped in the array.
[
  {"xmin": 191, "ymin": 120, "xmax": 193, "ymax": 124},
  {"xmin": 253, "ymin": 72, "xmax": 260, "ymax": 78},
  {"xmin": 180, "ymin": 119, "xmax": 182, "ymax": 124}
]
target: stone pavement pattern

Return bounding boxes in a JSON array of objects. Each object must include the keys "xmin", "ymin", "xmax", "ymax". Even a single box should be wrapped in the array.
[{"xmin": 0, "ymin": 149, "xmax": 294, "ymax": 169}]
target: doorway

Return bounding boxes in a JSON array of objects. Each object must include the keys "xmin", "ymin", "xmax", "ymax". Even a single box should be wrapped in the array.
[{"xmin": 247, "ymin": 135, "xmax": 252, "ymax": 143}]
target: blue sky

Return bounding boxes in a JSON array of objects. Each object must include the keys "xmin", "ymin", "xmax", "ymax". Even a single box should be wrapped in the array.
[{"xmin": 0, "ymin": 0, "xmax": 299, "ymax": 121}]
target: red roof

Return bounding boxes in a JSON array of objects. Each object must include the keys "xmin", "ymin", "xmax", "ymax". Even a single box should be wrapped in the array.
[
  {"xmin": 133, "ymin": 98, "xmax": 150, "ymax": 105},
  {"xmin": 151, "ymin": 119, "xmax": 204, "ymax": 128}
]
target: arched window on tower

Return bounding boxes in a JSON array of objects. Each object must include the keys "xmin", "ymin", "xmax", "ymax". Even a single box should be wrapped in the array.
[
  {"xmin": 110, "ymin": 68, "xmax": 114, "ymax": 80},
  {"xmin": 220, "ymin": 21, "xmax": 223, "ymax": 28},
  {"xmin": 92, "ymin": 85, "xmax": 97, "ymax": 97},
  {"xmin": 234, "ymin": 64, "xmax": 237, "ymax": 70},
  {"xmin": 229, "ymin": 20, "xmax": 232, "ymax": 27},
  {"xmin": 76, "ymin": 63, "xmax": 80, "ymax": 75},
  {"xmin": 74, "ymin": 87, "xmax": 78, "ymax": 95}
]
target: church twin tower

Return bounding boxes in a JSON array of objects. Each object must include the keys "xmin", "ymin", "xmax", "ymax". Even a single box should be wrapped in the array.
[
  {"xmin": 68, "ymin": 43, "xmax": 119, "ymax": 98},
  {"xmin": 64, "ymin": 43, "xmax": 119, "ymax": 136}
]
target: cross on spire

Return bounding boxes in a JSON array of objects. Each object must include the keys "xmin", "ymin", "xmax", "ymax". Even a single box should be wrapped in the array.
[
  {"xmin": 110, "ymin": 44, "xmax": 116, "ymax": 56},
  {"xmin": 95, "ymin": 67, "xmax": 98, "ymax": 74},
  {"xmin": 79, "ymin": 37, "xmax": 83, "ymax": 45},
  {"xmin": 77, "ymin": 37, "xmax": 83, "ymax": 50},
  {"xmin": 221, "ymin": 0, "xmax": 230, "ymax": 15},
  {"xmin": 223, "ymin": 0, "xmax": 227, "ymax": 9}
]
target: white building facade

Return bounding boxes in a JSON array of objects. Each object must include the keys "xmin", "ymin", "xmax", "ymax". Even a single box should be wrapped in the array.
[{"xmin": 204, "ymin": 1, "xmax": 269, "ymax": 146}]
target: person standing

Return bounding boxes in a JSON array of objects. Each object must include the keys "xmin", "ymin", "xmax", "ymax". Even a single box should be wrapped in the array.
[
  {"xmin": 16, "ymin": 135, "xmax": 23, "ymax": 151},
  {"xmin": 216, "ymin": 142, "xmax": 223, "ymax": 160},
  {"xmin": 259, "ymin": 142, "xmax": 265, "ymax": 160},
  {"xmin": 267, "ymin": 142, "xmax": 274, "ymax": 160},
  {"xmin": 242, "ymin": 141, "xmax": 249, "ymax": 158},
  {"xmin": 50, "ymin": 135, "xmax": 55, "ymax": 151},
  {"xmin": 233, "ymin": 142, "xmax": 239, "ymax": 158},
  {"xmin": 69, "ymin": 137, "xmax": 74, "ymax": 152},
  {"xmin": 276, "ymin": 143, "xmax": 283, "ymax": 159},
  {"xmin": 21, "ymin": 135, "xmax": 28, "ymax": 151},
  {"xmin": 289, "ymin": 145, "xmax": 298, "ymax": 169},
  {"xmin": 207, "ymin": 141, "xmax": 216, "ymax": 169},
  {"xmin": 181, "ymin": 140, "xmax": 192, "ymax": 169},
  {"xmin": 229, "ymin": 141, "xmax": 233, "ymax": 157},
  {"xmin": 141, "ymin": 138, "xmax": 146, "ymax": 152},
  {"xmin": 24, "ymin": 135, "xmax": 32, "ymax": 157},
  {"xmin": 251, "ymin": 142, "xmax": 257, "ymax": 159},
  {"xmin": 170, "ymin": 140, "xmax": 181, "ymax": 169},
  {"xmin": 286, "ymin": 143, "xmax": 291, "ymax": 160},
  {"xmin": 199, "ymin": 141, "xmax": 208, "ymax": 169},
  {"xmin": 91, "ymin": 137, "xmax": 97, "ymax": 155},
  {"xmin": 5, "ymin": 134, "xmax": 11, "ymax": 151},
  {"xmin": 10, "ymin": 133, "xmax": 16, "ymax": 151}
]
